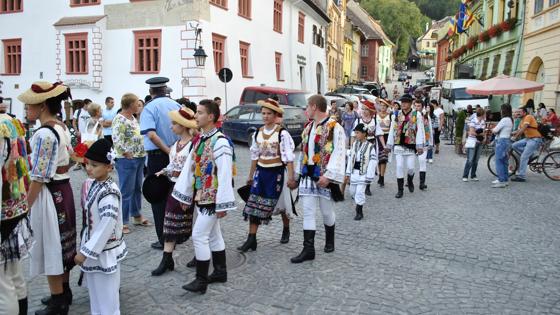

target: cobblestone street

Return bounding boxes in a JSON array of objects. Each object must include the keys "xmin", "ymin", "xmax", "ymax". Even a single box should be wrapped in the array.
[{"xmin": 27, "ymin": 143, "xmax": 560, "ymax": 314}]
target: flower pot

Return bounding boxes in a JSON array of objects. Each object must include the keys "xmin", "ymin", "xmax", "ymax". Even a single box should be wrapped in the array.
[
  {"xmin": 479, "ymin": 31, "xmax": 490, "ymax": 42},
  {"xmin": 499, "ymin": 21, "xmax": 512, "ymax": 32},
  {"xmin": 488, "ymin": 25, "xmax": 502, "ymax": 38}
]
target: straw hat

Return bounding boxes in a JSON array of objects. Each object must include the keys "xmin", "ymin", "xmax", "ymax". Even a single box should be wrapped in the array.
[
  {"xmin": 168, "ymin": 107, "xmax": 197, "ymax": 129},
  {"xmin": 361, "ymin": 99, "xmax": 376, "ymax": 112},
  {"xmin": 376, "ymin": 98, "xmax": 391, "ymax": 108},
  {"xmin": 257, "ymin": 98, "xmax": 284, "ymax": 114},
  {"xmin": 17, "ymin": 81, "xmax": 68, "ymax": 105}
]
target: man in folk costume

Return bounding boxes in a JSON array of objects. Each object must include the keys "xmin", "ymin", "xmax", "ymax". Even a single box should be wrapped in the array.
[
  {"xmin": 386, "ymin": 94, "xmax": 425, "ymax": 198},
  {"xmin": 0, "ymin": 114, "xmax": 33, "ymax": 315},
  {"xmin": 414, "ymin": 99, "xmax": 433, "ymax": 191},
  {"xmin": 237, "ymin": 99, "xmax": 297, "ymax": 252},
  {"xmin": 172, "ymin": 100, "xmax": 236, "ymax": 294},
  {"xmin": 346, "ymin": 123, "xmax": 378, "ymax": 221},
  {"xmin": 351, "ymin": 99, "xmax": 385, "ymax": 196},
  {"xmin": 291, "ymin": 95, "xmax": 346, "ymax": 264}
]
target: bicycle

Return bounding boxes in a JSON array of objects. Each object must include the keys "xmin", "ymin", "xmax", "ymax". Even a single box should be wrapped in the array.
[{"xmin": 487, "ymin": 135, "xmax": 560, "ymax": 181}]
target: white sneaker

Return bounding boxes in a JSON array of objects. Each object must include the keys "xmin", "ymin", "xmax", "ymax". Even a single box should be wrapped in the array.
[
  {"xmin": 492, "ymin": 179, "xmax": 500, "ymax": 184},
  {"xmin": 428, "ymin": 159, "xmax": 433, "ymax": 163},
  {"xmin": 462, "ymin": 178, "xmax": 468, "ymax": 182},
  {"xmin": 471, "ymin": 177, "xmax": 479, "ymax": 181},
  {"xmin": 492, "ymin": 182, "xmax": 507, "ymax": 188}
]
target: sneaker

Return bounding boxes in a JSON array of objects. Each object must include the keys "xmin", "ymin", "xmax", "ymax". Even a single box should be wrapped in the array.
[
  {"xmin": 510, "ymin": 176, "xmax": 526, "ymax": 182},
  {"xmin": 491, "ymin": 179, "xmax": 500, "ymax": 184},
  {"xmin": 462, "ymin": 178, "xmax": 468, "ymax": 182},
  {"xmin": 471, "ymin": 177, "xmax": 479, "ymax": 181},
  {"xmin": 428, "ymin": 159, "xmax": 433, "ymax": 163},
  {"xmin": 492, "ymin": 182, "xmax": 507, "ymax": 188}
]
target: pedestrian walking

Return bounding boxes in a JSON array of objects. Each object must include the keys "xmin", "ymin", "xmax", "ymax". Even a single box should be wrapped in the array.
[
  {"xmin": 386, "ymin": 94, "xmax": 425, "ymax": 198},
  {"xmin": 462, "ymin": 107, "xmax": 486, "ymax": 182},
  {"xmin": 172, "ymin": 99, "xmax": 236, "ymax": 294},
  {"xmin": 151, "ymin": 107, "xmax": 197, "ymax": 276},
  {"xmin": 345, "ymin": 123, "xmax": 378, "ymax": 221},
  {"xmin": 291, "ymin": 95, "xmax": 346, "ymax": 264},
  {"xmin": 415, "ymin": 99, "xmax": 433, "ymax": 190},
  {"xmin": 237, "ymin": 98, "xmax": 297, "ymax": 252},
  {"xmin": 18, "ymin": 81, "xmax": 77, "ymax": 315},
  {"xmin": 491, "ymin": 104, "xmax": 513, "ymax": 188},
  {"xmin": 375, "ymin": 99, "xmax": 392, "ymax": 187},
  {"xmin": 341, "ymin": 101, "xmax": 359, "ymax": 146},
  {"xmin": 74, "ymin": 139, "xmax": 127, "ymax": 315}
]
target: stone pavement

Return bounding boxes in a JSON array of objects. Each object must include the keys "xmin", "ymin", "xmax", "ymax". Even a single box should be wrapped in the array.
[{"xmin": 27, "ymin": 142, "xmax": 560, "ymax": 314}]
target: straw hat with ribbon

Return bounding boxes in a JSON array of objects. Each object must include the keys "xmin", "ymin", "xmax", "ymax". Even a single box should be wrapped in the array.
[
  {"xmin": 18, "ymin": 81, "xmax": 69, "ymax": 105},
  {"xmin": 376, "ymin": 98, "xmax": 391, "ymax": 108},
  {"xmin": 257, "ymin": 98, "xmax": 284, "ymax": 115},
  {"xmin": 168, "ymin": 107, "xmax": 197, "ymax": 129},
  {"xmin": 361, "ymin": 99, "xmax": 376, "ymax": 112}
]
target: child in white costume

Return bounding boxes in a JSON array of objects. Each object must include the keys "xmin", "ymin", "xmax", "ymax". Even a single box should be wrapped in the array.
[
  {"xmin": 345, "ymin": 123, "xmax": 378, "ymax": 221},
  {"xmin": 74, "ymin": 138, "xmax": 127, "ymax": 315}
]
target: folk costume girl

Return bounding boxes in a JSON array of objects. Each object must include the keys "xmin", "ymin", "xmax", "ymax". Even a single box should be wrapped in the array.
[
  {"xmin": 172, "ymin": 100, "xmax": 236, "ymax": 294},
  {"xmin": 74, "ymin": 139, "xmax": 127, "ymax": 315},
  {"xmin": 345, "ymin": 123, "xmax": 378, "ymax": 221},
  {"xmin": 386, "ymin": 94, "xmax": 425, "ymax": 199},
  {"xmin": 0, "ymin": 114, "xmax": 33, "ymax": 315},
  {"xmin": 291, "ymin": 95, "xmax": 346, "ymax": 264},
  {"xmin": 237, "ymin": 99, "xmax": 297, "ymax": 252},
  {"xmin": 151, "ymin": 107, "xmax": 197, "ymax": 276},
  {"xmin": 414, "ymin": 100, "xmax": 433, "ymax": 191},
  {"xmin": 375, "ymin": 99, "xmax": 392, "ymax": 187},
  {"xmin": 18, "ymin": 81, "xmax": 77, "ymax": 315}
]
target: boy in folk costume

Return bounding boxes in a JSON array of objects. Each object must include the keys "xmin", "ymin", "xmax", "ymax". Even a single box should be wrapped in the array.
[
  {"xmin": 172, "ymin": 100, "xmax": 236, "ymax": 294},
  {"xmin": 386, "ymin": 94, "xmax": 425, "ymax": 199},
  {"xmin": 291, "ymin": 95, "xmax": 346, "ymax": 264},
  {"xmin": 151, "ymin": 107, "xmax": 197, "ymax": 276},
  {"xmin": 0, "ymin": 114, "xmax": 33, "ymax": 315},
  {"xmin": 74, "ymin": 139, "xmax": 127, "ymax": 315},
  {"xmin": 414, "ymin": 99, "xmax": 433, "ymax": 191},
  {"xmin": 345, "ymin": 123, "xmax": 378, "ymax": 221},
  {"xmin": 237, "ymin": 99, "xmax": 297, "ymax": 252}
]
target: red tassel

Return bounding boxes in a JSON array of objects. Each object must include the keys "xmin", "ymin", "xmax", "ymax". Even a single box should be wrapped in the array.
[{"xmin": 205, "ymin": 176, "xmax": 213, "ymax": 188}]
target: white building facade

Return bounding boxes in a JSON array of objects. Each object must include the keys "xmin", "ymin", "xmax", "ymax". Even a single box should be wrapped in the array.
[{"xmin": 0, "ymin": 0, "xmax": 330, "ymax": 119}]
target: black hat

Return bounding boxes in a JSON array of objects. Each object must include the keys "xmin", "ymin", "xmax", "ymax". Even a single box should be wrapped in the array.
[
  {"xmin": 353, "ymin": 123, "xmax": 368, "ymax": 134},
  {"xmin": 400, "ymin": 94, "xmax": 413, "ymax": 102},
  {"xmin": 145, "ymin": 77, "xmax": 169, "ymax": 88},
  {"xmin": 142, "ymin": 174, "xmax": 172, "ymax": 204},
  {"xmin": 237, "ymin": 184, "xmax": 252, "ymax": 203},
  {"xmin": 84, "ymin": 139, "xmax": 112, "ymax": 164}
]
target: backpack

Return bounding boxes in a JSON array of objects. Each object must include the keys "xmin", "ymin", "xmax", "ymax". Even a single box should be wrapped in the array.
[{"xmin": 530, "ymin": 123, "xmax": 553, "ymax": 140}]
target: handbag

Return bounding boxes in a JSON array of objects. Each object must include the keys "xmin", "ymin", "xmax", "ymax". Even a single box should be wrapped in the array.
[
  {"xmin": 550, "ymin": 136, "xmax": 560, "ymax": 150},
  {"xmin": 465, "ymin": 137, "xmax": 476, "ymax": 149},
  {"xmin": 81, "ymin": 120, "xmax": 100, "ymax": 143}
]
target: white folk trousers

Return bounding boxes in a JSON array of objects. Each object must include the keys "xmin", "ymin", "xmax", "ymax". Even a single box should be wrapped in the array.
[
  {"xmin": 192, "ymin": 207, "xmax": 225, "ymax": 261},
  {"xmin": 301, "ymin": 195, "xmax": 336, "ymax": 230},
  {"xmin": 85, "ymin": 266, "xmax": 121, "ymax": 315},
  {"xmin": 395, "ymin": 154, "xmax": 416, "ymax": 178}
]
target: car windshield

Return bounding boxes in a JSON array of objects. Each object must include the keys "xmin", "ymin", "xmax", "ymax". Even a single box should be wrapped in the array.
[
  {"xmin": 287, "ymin": 93, "xmax": 308, "ymax": 107},
  {"xmin": 284, "ymin": 108, "xmax": 305, "ymax": 121},
  {"xmin": 453, "ymin": 88, "xmax": 487, "ymax": 100}
]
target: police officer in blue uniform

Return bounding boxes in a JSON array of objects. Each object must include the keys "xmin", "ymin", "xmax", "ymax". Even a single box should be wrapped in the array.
[{"xmin": 140, "ymin": 77, "xmax": 181, "ymax": 249}]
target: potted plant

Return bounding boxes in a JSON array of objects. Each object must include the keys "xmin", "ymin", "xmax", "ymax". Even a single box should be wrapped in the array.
[
  {"xmin": 445, "ymin": 56, "xmax": 452, "ymax": 62},
  {"xmin": 479, "ymin": 30, "xmax": 490, "ymax": 42},
  {"xmin": 488, "ymin": 24, "xmax": 502, "ymax": 38},
  {"xmin": 467, "ymin": 36, "xmax": 478, "ymax": 50}
]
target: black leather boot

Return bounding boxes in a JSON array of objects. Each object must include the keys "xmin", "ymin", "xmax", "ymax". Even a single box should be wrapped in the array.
[
  {"xmin": 395, "ymin": 178, "xmax": 404, "ymax": 198},
  {"xmin": 186, "ymin": 256, "xmax": 196, "ymax": 268},
  {"xmin": 378, "ymin": 175, "xmax": 384, "ymax": 187},
  {"xmin": 419, "ymin": 171, "xmax": 427, "ymax": 190},
  {"xmin": 354, "ymin": 205, "xmax": 363, "ymax": 221},
  {"xmin": 35, "ymin": 293, "xmax": 69, "ymax": 315},
  {"xmin": 324, "ymin": 224, "xmax": 335, "ymax": 253},
  {"xmin": 41, "ymin": 283, "xmax": 72, "ymax": 306},
  {"xmin": 18, "ymin": 298, "xmax": 27, "ymax": 315},
  {"xmin": 236, "ymin": 233, "xmax": 257, "ymax": 252},
  {"xmin": 365, "ymin": 184, "xmax": 372, "ymax": 196},
  {"xmin": 151, "ymin": 251, "xmax": 174, "ymax": 276},
  {"xmin": 407, "ymin": 174, "xmax": 415, "ymax": 193},
  {"xmin": 280, "ymin": 226, "xmax": 290, "ymax": 244},
  {"xmin": 290, "ymin": 230, "xmax": 316, "ymax": 263},
  {"xmin": 182, "ymin": 259, "xmax": 210, "ymax": 294},
  {"xmin": 208, "ymin": 250, "xmax": 227, "ymax": 283}
]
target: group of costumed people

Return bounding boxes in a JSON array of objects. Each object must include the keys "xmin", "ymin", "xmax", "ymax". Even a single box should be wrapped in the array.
[{"xmin": 0, "ymin": 78, "xmax": 435, "ymax": 315}]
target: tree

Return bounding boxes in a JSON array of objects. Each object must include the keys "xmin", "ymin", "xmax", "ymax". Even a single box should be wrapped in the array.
[
  {"xmin": 409, "ymin": 0, "xmax": 462, "ymax": 21},
  {"xmin": 360, "ymin": 0, "xmax": 430, "ymax": 62}
]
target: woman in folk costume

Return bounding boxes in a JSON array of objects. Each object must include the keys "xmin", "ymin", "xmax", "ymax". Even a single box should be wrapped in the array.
[
  {"xmin": 74, "ymin": 138, "xmax": 127, "ymax": 315},
  {"xmin": 151, "ymin": 107, "xmax": 197, "ymax": 276},
  {"xmin": 414, "ymin": 99, "xmax": 433, "ymax": 191},
  {"xmin": 350, "ymin": 99, "xmax": 385, "ymax": 196},
  {"xmin": 18, "ymin": 81, "xmax": 77, "ymax": 315},
  {"xmin": 386, "ymin": 94, "xmax": 425, "ymax": 199},
  {"xmin": 237, "ymin": 99, "xmax": 297, "ymax": 252},
  {"xmin": 0, "ymin": 114, "xmax": 33, "ymax": 315},
  {"xmin": 172, "ymin": 99, "xmax": 236, "ymax": 294},
  {"xmin": 375, "ymin": 99, "xmax": 392, "ymax": 187},
  {"xmin": 291, "ymin": 95, "xmax": 346, "ymax": 264},
  {"xmin": 345, "ymin": 123, "xmax": 378, "ymax": 221}
]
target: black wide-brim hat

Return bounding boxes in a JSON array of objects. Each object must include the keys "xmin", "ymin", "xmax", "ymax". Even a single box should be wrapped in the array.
[
  {"xmin": 142, "ymin": 174, "xmax": 172, "ymax": 204},
  {"xmin": 237, "ymin": 184, "xmax": 251, "ymax": 203},
  {"xmin": 400, "ymin": 94, "xmax": 413, "ymax": 102}
]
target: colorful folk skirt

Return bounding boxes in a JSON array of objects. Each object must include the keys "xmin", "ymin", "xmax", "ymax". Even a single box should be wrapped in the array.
[
  {"xmin": 45, "ymin": 179, "xmax": 77, "ymax": 272},
  {"xmin": 378, "ymin": 134, "xmax": 389, "ymax": 164},
  {"xmin": 243, "ymin": 165, "xmax": 284, "ymax": 225},
  {"xmin": 163, "ymin": 191, "xmax": 194, "ymax": 244}
]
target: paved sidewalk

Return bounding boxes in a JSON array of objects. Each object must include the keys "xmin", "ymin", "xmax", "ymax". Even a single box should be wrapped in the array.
[{"xmin": 27, "ymin": 143, "xmax": 560, "ymax": 314}]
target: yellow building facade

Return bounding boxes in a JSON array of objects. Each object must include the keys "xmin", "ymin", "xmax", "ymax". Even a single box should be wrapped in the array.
[{"xmin": 327, "ymin": 0, "xmax": 347, "ymax": 91}]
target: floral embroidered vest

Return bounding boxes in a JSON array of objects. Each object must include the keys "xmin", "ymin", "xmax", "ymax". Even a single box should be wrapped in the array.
[
  {"xmin": 423, "ymin": 115, "xmax": 431, "ymax": 147},
  {"xmin": 301, "ymin": 118, "xmax": 336, "ymax": 178},
  {"xmin": 256, "ymin": 125, "xmax": 283, "ymax": 168},
  {"xmin": 393, "ymin": 110, "xmax": 418, "ymax": 147},
  {"xmin": 192, "ymin": 131, "xmax": 236, "ymax": 205},
  {"xmin": 352, "ymin": 140, "xmax": 374, "ymax": 175}
]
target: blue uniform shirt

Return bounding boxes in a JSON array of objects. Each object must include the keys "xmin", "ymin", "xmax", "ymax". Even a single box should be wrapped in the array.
[{"xmin": 139, "ymin": 96, "xmax": 181, "ymax": 151}]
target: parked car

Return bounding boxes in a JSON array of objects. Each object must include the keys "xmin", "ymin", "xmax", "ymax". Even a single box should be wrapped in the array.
[
  {"xmin": 222, "ymin": 104, "xmax": 306, "ymax": 147},
  {"xmin": 398, "ymin": 72, "xmax": 408, "ymax": 82},
  {"xmin": 360, "ymin": 82, "xmax": 380, "ymax": 96},
  {"xmin": 239, "ymin": 86, "xmax": 308, "ymax": 107}
]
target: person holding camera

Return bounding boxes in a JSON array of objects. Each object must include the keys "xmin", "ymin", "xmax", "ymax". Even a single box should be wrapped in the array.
[{"xmin": 462, "ymin": 107, "xmax": 486, "ymax": 182}]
